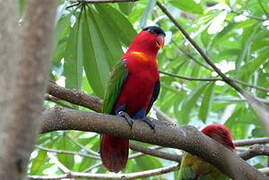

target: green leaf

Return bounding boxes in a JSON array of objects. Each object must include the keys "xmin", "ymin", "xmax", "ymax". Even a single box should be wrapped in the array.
[
  {"xmin": 118, "ymin": 2, "xmax": 134, "ymax": 15},
  {"xmin": 236, "ymin": 24, "xmax": 259, "ymax": 69},
  {"xmin": 91, "ymin": 6, "xmax": 123, "ymax": 68},
  {"xmin": 30, "ymin": 150, "xmax": 50, "ymax": 175},
  {"xmin": 199, "ymin": 82, "xmax": 215, "ymax": 122},
  {"xmin": 135, "ymin": 156, "xmax": 162, "ymax": 171},
  {"xmin": 95, "ymin": 4, "xmax": 136, "ymax": 46},
  {"xmin": 64, "ymin": 19, "xmax": 83, "ymax": 89},
  {"xmin": 180, "ymin": 83, "xmax": 208, "ymax": 124},
  {"xmin": 170, "ymin": 0, "xmax": 203, "ymax": 14},
  {"xmin": 78, "ymin": 6, "xmax": 111, "ymax": 97},
  {"xmin": 238, "ymin": 49, "xmax": 269, "ymax": 78},
  {"xmin": 55, "ymin": 136, "xmax": 75, "ymax": 170}
]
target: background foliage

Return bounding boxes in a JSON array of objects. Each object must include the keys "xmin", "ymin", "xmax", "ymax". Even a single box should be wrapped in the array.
[{"xmin": 21, "ymin": 0, "xmax": 269, "ymax": 179}]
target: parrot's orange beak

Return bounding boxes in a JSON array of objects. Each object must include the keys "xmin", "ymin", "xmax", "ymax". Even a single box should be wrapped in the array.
[{"xmin": 156, "ymin": 35, "xmax": 165, "ymax": 48}]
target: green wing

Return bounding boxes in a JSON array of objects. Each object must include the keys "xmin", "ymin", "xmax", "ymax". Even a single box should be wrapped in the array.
[
  {"xmin": 102, "ymin": 60, "xmax": 128, "ymax": 114},
  {"xmin": 179, "ymin": 152, "xmax": 230, "ymax": 180},
  {"xmin": 178, "ymin": 153, "xmax": 197, "ymax": 180}
]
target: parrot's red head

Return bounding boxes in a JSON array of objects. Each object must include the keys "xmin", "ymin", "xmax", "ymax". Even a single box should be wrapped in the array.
[
  {"xmin": 127, "ymin": 26, "xmax": 166, "ymax": 54},
  {"xmin": 202, "ymin": 124, "xmax": 235, "ymax": 150}
]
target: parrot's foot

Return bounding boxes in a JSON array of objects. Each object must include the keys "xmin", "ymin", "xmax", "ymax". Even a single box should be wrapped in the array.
[
  {"xmin": 118, "ymin": 111, "xmax": 133, "ymax": 128},
  {"xmin": 140, "ymin": 117, "xmax": 155, "ymax": 132}
]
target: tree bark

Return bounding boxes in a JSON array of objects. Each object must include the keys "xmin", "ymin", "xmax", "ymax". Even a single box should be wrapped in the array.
[{"xmin": 0, "ymin": 0, "xmax": 56, "ymax": 179}]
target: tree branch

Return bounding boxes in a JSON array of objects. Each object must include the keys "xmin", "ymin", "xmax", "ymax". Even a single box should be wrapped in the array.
[
  {"xmin": 47, "ymin": 152, "xmax": 71, "ymax": 173},
  {"xmin": 35, "ymin": 145, "xmax": 100, "ymax": 159},
  {"xmin": 130, "ymin": 143, "xmax": 181, "ymax": 162},
  {"xmin": 160, "ymin": 70, "xmax": 220, "ymax": 81},
  {"xmin": 48, "ymin": 81, "xmax": 102, "ymax": 112},
  {"xmin": 234, "ymin": 137, "xmax": 269, "ymax": 146},
  {"xmin": 29, "ymin": 164, "xmax": 178, "ymax": 179},
  {"xmin": 240, "ymin": 145, "xmax": 269, "ymax": 160},
  {"xmin": 39, "ymin": 107, "xmax": 266, "ymax": 179}
]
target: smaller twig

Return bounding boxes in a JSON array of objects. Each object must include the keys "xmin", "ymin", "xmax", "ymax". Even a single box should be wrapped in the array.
[
  {"xmin": 160, "ymin": 70, "xmax": 220, "ymax": 81},
  {"xmin": 171, "ymin": 40, "xmax": 212, "ymax": 70},
  {"xmin": 240, "ymin": 145, "xmax": 269, "ymax": 160},
  {"xmin": 47, "ymin": 152, "xmax": 70, "ymax": 173},
  {"xmin": 215, "ymin": 97, "xmax": 269, "ymax": 104},
  {"xmin": 66, "ymin": 135, "xmax": 100, "ymax": 156},
  {"xmin": 153, "ymin": 106, "xmax": 176, "ymax": 124},
  {"xmin": 35, "ymin": 145, "xmax": 100, "ymax": 159},
  {"xmin": 232, "ymin": 78, "xmax": 269, "ymax": 93},
  {"xmin": 66, "ymin": 2, "xmax": 81, "ymax": 9},
  {"xmin": 129, "ymin": 145, "xmax": 162, "ymax": 159},
  {"xmin": 83, "ymin": 162, "xmax": 102, "ymax": 172},
  {"xmin": 29, "ymin": 164, "xmax": 179, "ymax": 179},
  {"xmin": 234, "ymin": 137, "xmax": 269, "ymax": 146},
  {"xmin": 130, "ymin": 143, "xmax": 181, "ymax": 162},
  {"xmin": 161, "ymin": 69, "xmax": 269, "ymax": 93},
  {"xmin": 44, "ymin": 94, "xmax": 74, "ymax": 109},
  {"xmin": 259, "ymin": 167, "xmax": 269, "ymax": 176},
  {"xmin": 236, "ymin": 147, "xmax": 249, "ymax": 152}
]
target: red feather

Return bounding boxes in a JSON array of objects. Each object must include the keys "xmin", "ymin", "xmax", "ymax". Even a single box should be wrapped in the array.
[
  {"xmin": 100, "ymin": 27, "xmax": 165, "ymax": 172},
  {"xmin": 202, "ymin": 124, "xmax": 235, "ymax": 150}
]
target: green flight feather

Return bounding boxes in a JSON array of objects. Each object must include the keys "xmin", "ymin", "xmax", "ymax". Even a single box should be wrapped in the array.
[
  {"xmin": 102, "ymin": 60, "xmax": 128, "ymax": 114},
  {"xmin": 178, "ymin": 152, "xmax": 230, "ymax": 180}
]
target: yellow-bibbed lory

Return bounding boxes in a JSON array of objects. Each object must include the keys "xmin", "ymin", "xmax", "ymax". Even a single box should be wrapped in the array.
[
  {"xmin": 100, "ymin": 26, "xmax": 165, "ymax": 172},
  {"xmin": 179, "ymin": 124, "xmax": 235, "ymax": 180}
]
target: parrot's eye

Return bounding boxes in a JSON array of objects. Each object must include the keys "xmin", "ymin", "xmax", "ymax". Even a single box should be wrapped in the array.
[
  {"xmin": 148, "ymin": 29, "xmax": 156, "ymax": 34},
  {"xmin": 143, "ymin": 26, "xmax": 166, "ymax": 36}
]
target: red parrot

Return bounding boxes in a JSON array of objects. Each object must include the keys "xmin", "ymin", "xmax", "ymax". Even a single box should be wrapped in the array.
[
  {"xmin": 179, "ymin": 124, "xmax": 235, "ymax": 180},
  {"xmin": 100, "ymin": 26, "xmax": 165, "ymax": 172}
]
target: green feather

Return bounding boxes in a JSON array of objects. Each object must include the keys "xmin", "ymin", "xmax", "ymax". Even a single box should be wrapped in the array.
[
  {"xmin": 178, "ymin": 152, "xmax": 230, "ymax": 180},
  {"xmin": 102, "ymin": 60, "xmax": 128, "ymax": 114}
]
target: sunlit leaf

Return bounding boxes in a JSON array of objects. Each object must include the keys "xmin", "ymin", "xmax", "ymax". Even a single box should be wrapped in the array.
[{"xmin": 170, "ymin": 0, "xmax": 203, "ymax": 14}]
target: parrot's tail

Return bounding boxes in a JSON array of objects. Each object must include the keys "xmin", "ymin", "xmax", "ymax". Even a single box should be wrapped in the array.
[{"xmin": 100, "ymin": 134, "xmax": 129, "ymax": 172}]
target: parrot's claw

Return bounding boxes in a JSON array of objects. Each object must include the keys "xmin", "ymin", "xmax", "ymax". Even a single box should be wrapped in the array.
[
  {"xmin": 140, "ymin": 117, "xmax": 155, "ymax": 132},
  {"xmin": 118, "ymin": 111, "xmax": 133, "ymax": 128}
]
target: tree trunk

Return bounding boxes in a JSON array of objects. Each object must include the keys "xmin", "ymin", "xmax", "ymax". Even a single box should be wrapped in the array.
[{"xmin": 0, "ymin": 0, "xmax": 56, "ymax": 179}]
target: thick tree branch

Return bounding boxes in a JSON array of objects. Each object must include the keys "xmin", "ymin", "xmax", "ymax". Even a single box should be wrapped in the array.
[
  {"xmin": 40, "ymin": 107, "xmax": 266, "ymax": 179},
  {"xmin": 47, "ymin": 82, "xmax": 269, "ymax": 146},
  {"xmin": 48, "ymin": 81, "xmax": 102, "ymax": 112}
]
